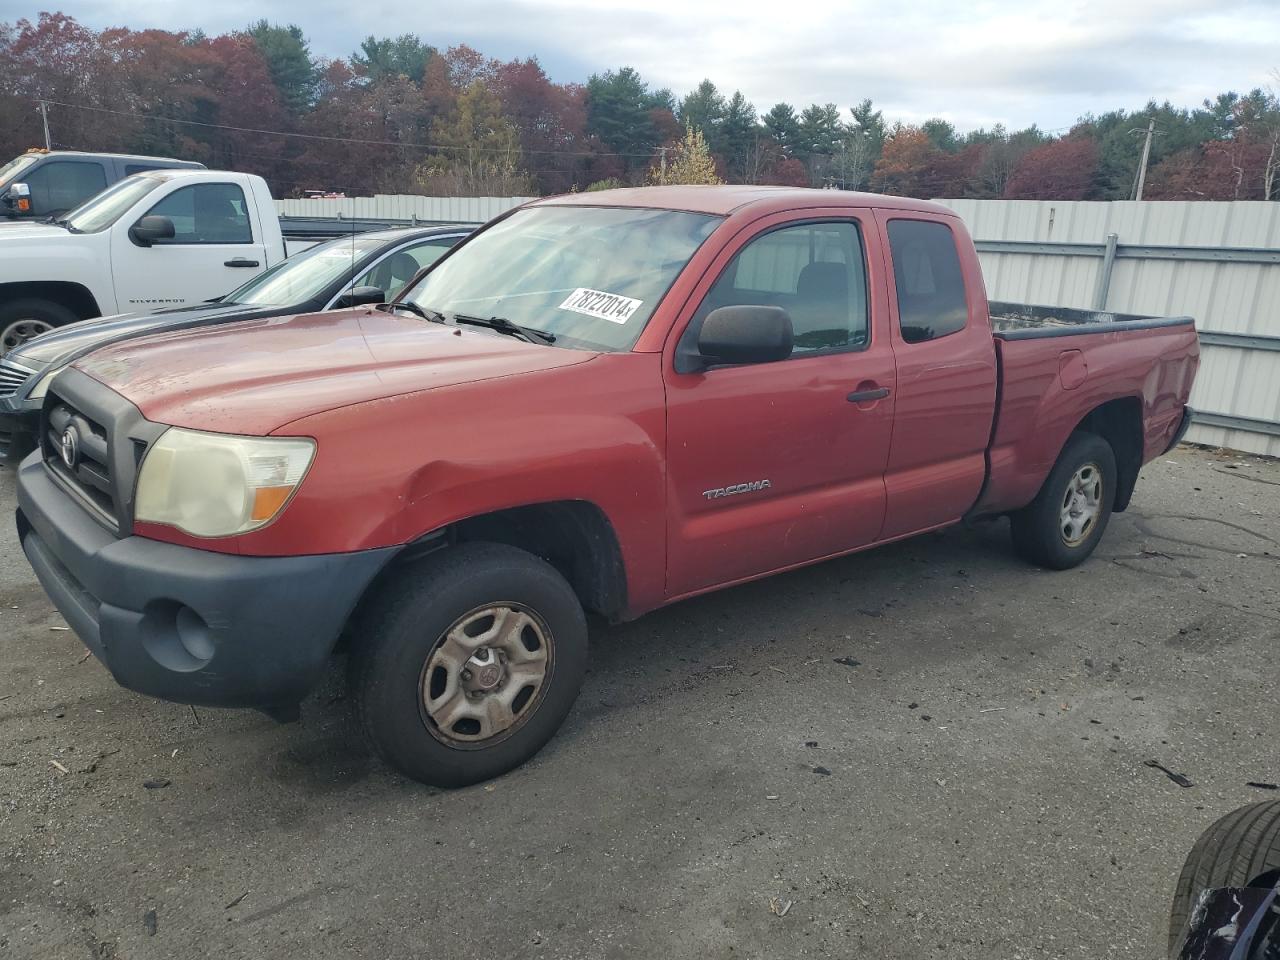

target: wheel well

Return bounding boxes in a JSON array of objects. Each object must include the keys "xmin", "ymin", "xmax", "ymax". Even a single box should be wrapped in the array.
[
  {"xmin": 380, "ymin": 501, "xmax": 628, "ymax": 621},
  {"xmin": 1076, "ymin": 397, "xmax": 1142, "ymax": 511},
  {"xmin": 0, "ymin": 282, "xmax": 100, "ymax": 320}
]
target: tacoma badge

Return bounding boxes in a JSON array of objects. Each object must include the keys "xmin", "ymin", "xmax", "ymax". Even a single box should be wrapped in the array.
[{"xmin": 702, "ymin": 479, "xmax": 771, "ymax": 500}]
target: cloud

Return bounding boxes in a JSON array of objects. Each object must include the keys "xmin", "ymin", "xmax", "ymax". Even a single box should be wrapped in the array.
[{"xmin": 5, "ymin": 0, "xmax": 1279, "ymax": 131}]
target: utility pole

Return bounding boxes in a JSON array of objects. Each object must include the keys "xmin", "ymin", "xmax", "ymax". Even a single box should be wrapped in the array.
[
  {"xmin": 1133, "ymin": 118, "xmax": 1155, "ymax": 201},
  {"xmin": 659, "ymin": 146, "xmax": 668, "ymax": 184},
  {"xmin": 39, "ymin": 100, "xmax": 51, "ymax": 150}
]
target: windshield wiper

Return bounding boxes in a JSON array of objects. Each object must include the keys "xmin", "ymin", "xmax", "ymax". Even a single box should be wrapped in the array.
[
  {"xmin": 375, "ymin": 301, "xmax": 445, "ymax": 323},
  {"xmin": 452, "ymin": 313, "xmax": 556, "ymax": 344},
  {"xmin": 49, "ymin": 217, "xmax": 80, "ymax": 234}
]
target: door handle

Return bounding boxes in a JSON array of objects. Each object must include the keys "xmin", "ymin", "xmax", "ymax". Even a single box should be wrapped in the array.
[
  {"xmin": 847, "ymin": 386, "xmax": 890, "ymax": 403},
  {"xmin": 225, "ymin": 258, "xmax": 260, "ymax": 268}
]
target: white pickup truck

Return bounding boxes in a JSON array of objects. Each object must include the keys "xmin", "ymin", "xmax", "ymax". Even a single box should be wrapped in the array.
[{"xmin": 0, "ymin": 170, "xmax": 286, "ymax": 355}]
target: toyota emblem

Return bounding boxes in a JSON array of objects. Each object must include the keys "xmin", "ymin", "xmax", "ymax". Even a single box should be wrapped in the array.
[{"xmin": 59, "ymin": 426, "xmax": 79, "ymax": 470}]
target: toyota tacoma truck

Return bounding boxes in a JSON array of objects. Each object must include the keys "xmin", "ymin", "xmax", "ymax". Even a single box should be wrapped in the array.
[{"xmin": 14, "ymin": 186, "xmax": 1199, "ymax": 787}]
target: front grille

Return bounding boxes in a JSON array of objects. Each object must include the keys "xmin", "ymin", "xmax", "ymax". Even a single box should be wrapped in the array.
[
  {"xmin": 44, "ymin": 399, "xmax": 118, "ymax": 525},
  {"xmin": 37, "ymin": 369, "xmax": 167, "ymax": 536},
  {"xmin": 0, "ymin": 357, "xmax": 35, "ymax": 399}
]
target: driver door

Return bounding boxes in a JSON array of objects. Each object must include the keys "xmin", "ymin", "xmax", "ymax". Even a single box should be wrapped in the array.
[
  {"xmin": 110, "ymin": 181, "xmax": 268, "ymax": 311},
  {"xmin": 663, "ymin": 212, "xmax": 897, "ymax": 598}
]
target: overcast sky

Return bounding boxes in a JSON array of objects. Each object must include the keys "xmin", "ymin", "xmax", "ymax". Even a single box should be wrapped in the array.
[{"xmin": 9, "ymin": 0, "xmax": 1280, "ymax": 131}]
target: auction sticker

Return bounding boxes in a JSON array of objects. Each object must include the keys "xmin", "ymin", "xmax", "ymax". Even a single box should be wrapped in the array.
[{"xmin": 558, "ymin": 288, "xmax": 642, "ymax": 324}]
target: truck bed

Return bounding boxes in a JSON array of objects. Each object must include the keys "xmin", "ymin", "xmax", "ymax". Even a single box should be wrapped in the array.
[
  {"xmin": 990, "ymin": 301, "xmax": 1195, "ymax": 340},
  {"xmin": 974, "ymin": 304, "xmax": 1201, "ymax": 518}
]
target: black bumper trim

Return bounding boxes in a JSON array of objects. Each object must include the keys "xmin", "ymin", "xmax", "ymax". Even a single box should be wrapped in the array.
[
  {"xmin": 1164, "ymin": 405, "xmax": 1196, "ymax": 453},
  {"xmin": 0, "ymin": 409, "xmax": 37, "ymax": 466},
  {"xmin": 16, "ymin": 454, "xmax": 396, "ymax": 709}
]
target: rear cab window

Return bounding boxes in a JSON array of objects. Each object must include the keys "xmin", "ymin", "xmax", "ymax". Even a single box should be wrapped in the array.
[{"xmin": 887, "ymin": 219, "xmax": 969, "ymax": 343}]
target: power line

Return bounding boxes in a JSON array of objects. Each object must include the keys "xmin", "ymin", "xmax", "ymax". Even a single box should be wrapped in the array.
[{"xmin": 39, "ymin": 98, "xmax": 658, "ymax": 160}]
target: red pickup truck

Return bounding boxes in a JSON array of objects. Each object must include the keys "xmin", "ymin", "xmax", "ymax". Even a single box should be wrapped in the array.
[{"xmin": 15, "ymin": 186, "xmax": 1199, "ymax": 786}]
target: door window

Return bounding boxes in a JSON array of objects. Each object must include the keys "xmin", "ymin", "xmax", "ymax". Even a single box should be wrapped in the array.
[
  {"xmin": 887, "ymin": 219, "xmax": 968, "ymax": 343},
  {"xmin": 352, "ymin": 237, "xmax": 459, "ymax": 299},
  {"xmin": 22, "ymin": 161, "xmax": 107, "ymax": 215},
  {"xmin": 689, "ymin": 221, "xmax": 869, "ymax": 356},
  {"xmin": 144, "ymin": 183, "xmax": 252, "ymax": 244}
]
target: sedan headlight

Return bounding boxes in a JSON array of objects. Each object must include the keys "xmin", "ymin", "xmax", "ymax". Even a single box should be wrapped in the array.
[
  {"xmin": 26, "ymin": 366, "xmax": 61, "ymax": 401},
  {"xmin": 134, "ymin": 428, "xmax": 316, "ymax": 538}
]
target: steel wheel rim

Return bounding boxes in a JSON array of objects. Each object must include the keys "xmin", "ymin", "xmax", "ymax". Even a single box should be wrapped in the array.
[
  {"xmin": 418, "ymin": 603, "xmax": 553, "ymax": 748},
  {"xmin": 1060, "ymin": 461, "xmax": 1102, "ymax": 546},
  {"xmin": 0, "ymin": 318, "xmax": 53, "ymax": 356}
]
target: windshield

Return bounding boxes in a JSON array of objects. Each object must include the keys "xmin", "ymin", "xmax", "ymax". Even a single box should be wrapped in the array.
[
  {"xmin": 225, "ymin": 235, "xmax": 390, "ymax": 306},
  {"xmin": 0, "ymin": 153, "xmax": 40, "ymax": 187},
  {"xmin": 63, "ymin": 175, "xmax": 164, "ymax": 233},
  {"xmin": 401, "ymin": 206, "xmax": 721, "ymax": 351}
]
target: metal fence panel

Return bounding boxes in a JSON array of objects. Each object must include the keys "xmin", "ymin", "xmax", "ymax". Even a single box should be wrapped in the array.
[{"xmin": 936, "ymin": 199, "xmax": 1280, "ymax": 456}]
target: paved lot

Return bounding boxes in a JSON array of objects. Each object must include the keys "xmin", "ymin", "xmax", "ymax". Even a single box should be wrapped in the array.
[{"xmin": 1, "ymin": 446, "xmax": 1278, "ymax": 960}]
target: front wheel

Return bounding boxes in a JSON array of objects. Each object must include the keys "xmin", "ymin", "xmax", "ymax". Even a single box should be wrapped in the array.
[
  {"xmin": 1010, "ymin": 431, "xmax": 1117, "ymax": 569},
  {"xmin": 349, "ymin": 541, "xmax": 588, "ymax": 787},
  {"xmin": 0, "ymin": 298, "xmax": 78, "ymax": 357}
]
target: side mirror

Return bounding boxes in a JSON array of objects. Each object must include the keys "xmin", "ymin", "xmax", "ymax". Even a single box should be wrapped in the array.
[
  {"xmin": 129, "ymin": 215, "xmax": 176, "ymax": 247},
  {"xmin": 696, "ymin": 305, "xmax": 793, "ymax": 367},
  {"xmin": 3, "ymin": 182, "xmax": 31, "ymax": 213},
  {"xmin": 333, "ymin": 285, "xmax": 386, "ymax": 309}
]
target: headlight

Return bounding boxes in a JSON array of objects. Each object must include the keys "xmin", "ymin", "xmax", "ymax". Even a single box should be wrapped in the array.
[
  {"xmin": 26, "ymin": 366, "xmax": 61, "ymax": 401},
  {"xmin": 134, "ymin": 428, "xmax": 316, "ymax": 538}
]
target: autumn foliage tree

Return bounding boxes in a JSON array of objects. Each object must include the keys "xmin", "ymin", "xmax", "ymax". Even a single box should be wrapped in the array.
[
  {"xmin": 1003, "ymin": 137, "xmax": 1099, "ymax": 199},
  {"xmin": 871, "ymin": 127, "xmax": 942, "ymax": 196},
  {"xmin": 649, "ymin": 125, "xmax": 722, "ymax": 185}
]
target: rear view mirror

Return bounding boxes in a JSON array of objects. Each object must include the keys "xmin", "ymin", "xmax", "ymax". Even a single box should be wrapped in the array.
[
  {"xmin": 129, "ymin": 214, "xmax": 176, "ymax": 247},
  {"xmin": 697, "ymin": 305, "xmax": 794, "ymax": 367},
  {"xmin": 333, "ymin": 286, "xmax": 387, "ymax": 309},
  {"xmin": 3, "ymin": 182, "xmax": 31, "ymax": 213}
]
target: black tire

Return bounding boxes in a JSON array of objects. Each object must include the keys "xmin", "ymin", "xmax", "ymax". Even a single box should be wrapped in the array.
[
  {"xmin": 1167, "ymin": 800, "xmax": 1280, "ymax": 957},
  {"xmin": 1010, "ymin": 431, "xmax": 1117, "ymax": 569},
  {"xmin": 349, "ymin": 541, "xmax": 588, "ymax": 788},
  {"xmin": 0, "ymin": 298, "xmax": 79, "ymax": 357}
]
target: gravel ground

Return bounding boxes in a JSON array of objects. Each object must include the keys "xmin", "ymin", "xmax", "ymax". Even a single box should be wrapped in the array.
[{"xmin": 1, "ymin": 445, "xmax": 1278, "ymax": 960}]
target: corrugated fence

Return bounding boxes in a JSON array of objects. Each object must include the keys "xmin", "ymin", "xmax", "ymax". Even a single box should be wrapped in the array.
[
  {"xmin": 936, "ymin": 199, "xmax": 1280, "ymax": 457},
  {"xmin": 276, "ymin": 193, "xmax": 1280, "ymax": 456},
  {"xmin": 276, "ymin": 194, "xmax": 533, "ymax": 224}
]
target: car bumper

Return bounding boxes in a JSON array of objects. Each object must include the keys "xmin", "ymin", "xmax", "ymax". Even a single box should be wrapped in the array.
[
  {"xmin": 1164, "ymin": 404, "xmax": 1196, "ymax": 454},
  {"xmin": 0, "ymin": 408, "xmax": 38, "ymax": 466},
  {"xmin": 15, "ymin": 453, "xmax": 396, "ymax": 710}
]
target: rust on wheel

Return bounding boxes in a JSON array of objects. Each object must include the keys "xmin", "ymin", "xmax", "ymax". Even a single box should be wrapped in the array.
[
  {"xmin": 1060, "ymin": 462, "xmax": 1102, "ymax": 546},
  {"xmin": 418, "ymin": 604, "xmax": 553, "ymax": 748}
]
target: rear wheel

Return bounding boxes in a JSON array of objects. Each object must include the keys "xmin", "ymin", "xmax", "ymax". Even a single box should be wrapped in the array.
[
  {"xmin": 350, "ymin": 542, "xmax": 588, "ymax": 787},
  {"xmin": 1010, "ymin": 431, "xmax": 1116, "ymax": 569},
  {"xmin": 1167, "ymin": 801, "xmax": 1280, "ymax": 956},
  {"xmin": 0, "ymin": 299, "xmax": 78, "ymax": 357}
]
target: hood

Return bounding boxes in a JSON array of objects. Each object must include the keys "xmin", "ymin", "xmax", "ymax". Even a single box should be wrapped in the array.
[
  {"xmin": 0, "ymin": 222, "xmax": 75, "ymax": 243},
  {"xmin": 11, "ymin": 303, "xmax": 249, "ymax": 365},
  {"xmin": 74, "ymin": 308, "xmax": 599, "ymax": 435}
]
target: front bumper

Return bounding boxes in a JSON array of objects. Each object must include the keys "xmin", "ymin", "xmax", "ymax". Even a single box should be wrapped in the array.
[
  {"xmin": 0, "ymin": 408, "xmax": 38, "ymax": 465},
  {"xmin": 0, "ymin": 357, "xmax": 44, "ymax": 465},
  {"xmin": 16, "ymin": 453, "xmax": 395, "ymax": 709}
]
